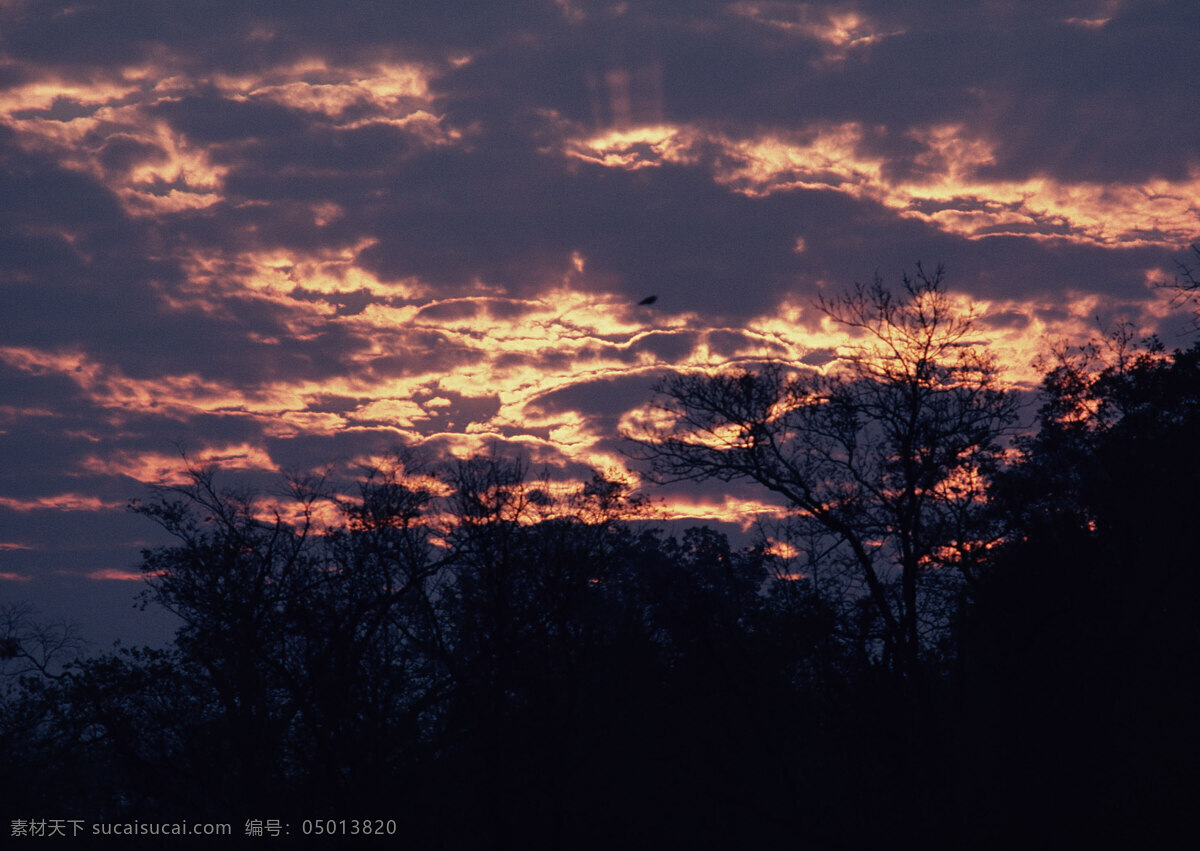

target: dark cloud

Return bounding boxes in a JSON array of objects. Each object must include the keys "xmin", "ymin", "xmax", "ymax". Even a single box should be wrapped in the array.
[
  {"xmin": 97, "ymin": 134, "xmax": 168, "ymax": 174},
  {"xmin": 151, "ymin": 94, "xmax": 311, "ymax": 145},
  {"xmin": 525, "ymin": 372, "xmax": 661, "ymax": 425}
]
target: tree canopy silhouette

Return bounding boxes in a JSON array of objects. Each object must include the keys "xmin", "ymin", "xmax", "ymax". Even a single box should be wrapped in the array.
[{"xmin": 959, "ymin": 333, "xmax": 1200, "ymax": 845}]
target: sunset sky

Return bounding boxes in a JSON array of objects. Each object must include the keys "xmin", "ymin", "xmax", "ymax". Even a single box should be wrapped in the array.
[{"xmin": 2, "ymin": 0, "xmax": 1198, "ymax": 645}]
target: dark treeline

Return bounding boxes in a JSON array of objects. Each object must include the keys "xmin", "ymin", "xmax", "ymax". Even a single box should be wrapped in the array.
[{"xmin": 4, "ymin": 282, "xmax": 1200, "ymax": 848}]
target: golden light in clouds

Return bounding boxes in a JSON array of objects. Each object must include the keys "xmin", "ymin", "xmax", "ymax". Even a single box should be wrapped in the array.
[
  {"xmin": 354, "ymin": 398, "xmax": 428, "ymax": 430},
  {"xmin": 729, "ymin": 2, "xmax": 902, "ymax": 57},
  {"xmin": 658, "ymin": 495, "xmax": 789, "ymax": 531},
  {"xmin": 217, "ymin": 60, "xmax": 432, "ymax": 117},
  {"xmin": 0, "ymin": 240, "xmax": 1166, "ymax": 533},
  {"xmin": 0, "ymin": 59, "xmax": 445, "ymax": 220},
  {"xmin": 566, "ymin": 120, "xmax": 1200, "ymax": 250},
  {"xmin": 0, "ymin": 282, "xmax": 1077, "ymax": 515},
  {"xmin": 0, "ymin": 76, "xmax": 229, "ymax": 214},
  {"xmin": 726, "ymin": 125, "xmax": 1200, "ymax": 247},
  {"xmin": 565, "ymin": 125, "xmax": 695, "ymax": 170}
]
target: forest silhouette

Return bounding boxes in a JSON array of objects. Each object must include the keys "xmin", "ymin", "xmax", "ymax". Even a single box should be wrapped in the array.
[{"xmin": 3, "ymin": 272, "xmax": 1199, "ymax": 848}]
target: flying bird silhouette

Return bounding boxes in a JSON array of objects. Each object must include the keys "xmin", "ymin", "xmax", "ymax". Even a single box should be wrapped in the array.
[{"xmin": 637, "ymin": 295, "xmax": 658, "ymax": 305}]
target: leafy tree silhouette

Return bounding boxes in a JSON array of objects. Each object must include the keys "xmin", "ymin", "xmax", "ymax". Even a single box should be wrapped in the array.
[{"xmin": 963, "ymin": 335, "xmax": 1200, "ymax": 844}]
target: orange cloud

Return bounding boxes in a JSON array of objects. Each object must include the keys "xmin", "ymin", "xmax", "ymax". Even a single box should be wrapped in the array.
[
  {"xmin": 80, "ymin": 444, "xmax": 277, "ymax": 485},
  {"xmin": 0, "ymin": 73, "xmax": 141, "ymax": 114},
  {"xmin": 0, "ymin": 404, "xmax": 57, "ymax": 422},
  {"xmin": 763, "ymin": 539, "xmax": 800, "ymax": 560},
  {"xmin": 85, "ymin": 568, "xmax": 148, "ymax": 581},
  {"xmin": 0, "ymin": 494, "xmax": 124, "ymax": 512},
  {"xmin": 658, "ymin": 494, "xmax": 790, "ymax": 531}
]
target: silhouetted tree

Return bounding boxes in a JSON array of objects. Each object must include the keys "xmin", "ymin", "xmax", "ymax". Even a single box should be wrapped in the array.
[
  {"xmin": 0, "ymin": 605, "xmax": 94, "ymax": 814},
  {"xmin": 630, "ymin": 267, "xmax": 1018, "ymax": 679},
  {"xmin": 433, "ymin": 455, "xmax": 651, "ymax": 847},
  {"xmin": 112, "ymin": 456, "xmax": 456, "ymax": 816},
  {"xmin": 129, "ymin": 469, "xmax": 327, "ymax": 811},
  {"xmin": 961, "ymin": 335, "xmax": 1200, "ymax": 844}
]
